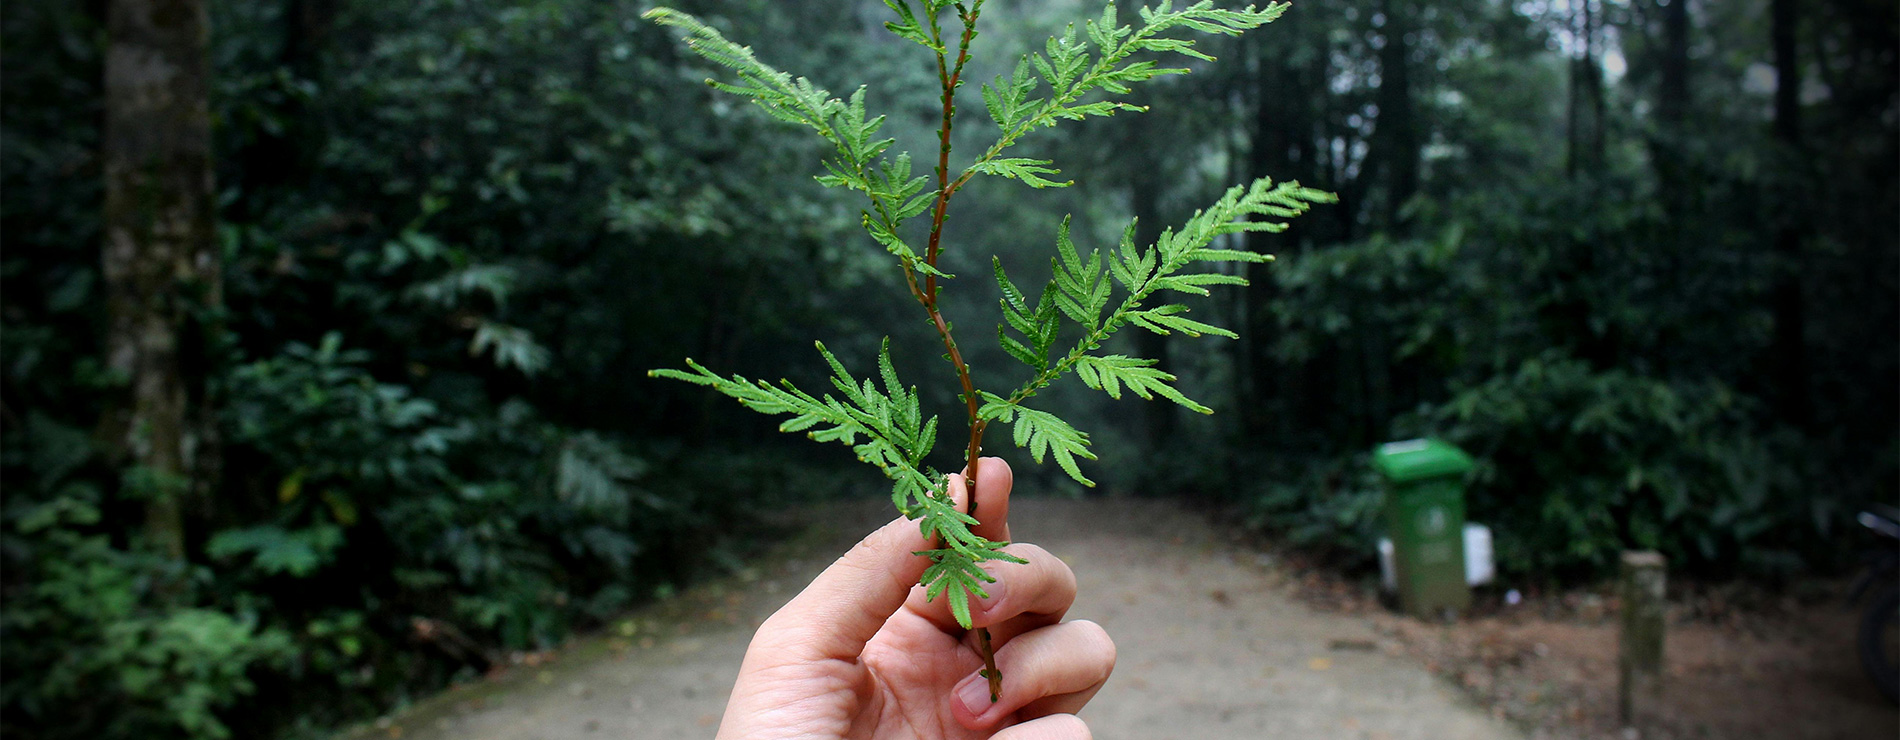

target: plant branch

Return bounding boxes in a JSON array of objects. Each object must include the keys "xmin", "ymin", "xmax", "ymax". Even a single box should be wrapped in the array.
[
  {"xmin": 909, "ymin": 2, "xmax": 1002, "ymax": 702},
  {"xmin": 924, "ymin": 2, "xmax": 983, "ymax": 294}
]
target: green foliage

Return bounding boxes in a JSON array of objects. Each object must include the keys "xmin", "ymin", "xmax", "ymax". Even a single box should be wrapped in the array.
[
  {"xmin": 992, "ymin": 182, "xmax": 1329, "ymax": 409},
  {"xmin": 3, "ymin": 492, "xmax": 296, "ymax": 740},
  {"xmin": 649, "ymin": 0, "xmax": 1327, "ymax": 628},
  {"xmin": 206, "ymin": 525, "xmax": 346, "ymax": 578},
  {"xmin": 4, "ymin": 4, "xmax": 875, "ymax": 735},
  {"xmin": 976, "ymin": 394, "xmax": 1099, "ymax": 485},
  {"xmin": 1420, "ymin": 354, "xmax": 1815, "ymax": 579},
  {"xmin": 1236, "ymin": 178, "xmax": 1876, "ymax": 580},
  {"xmin": 976, "ymin": 1, "xmax": 1290, "ymax": 151},
  {"xmin": 1241, "ymin": 454, "xmax": 1387, "ymax": 561}
]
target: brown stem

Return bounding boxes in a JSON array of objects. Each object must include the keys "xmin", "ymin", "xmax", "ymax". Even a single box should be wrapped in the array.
[
  {"xmin": 906, "ymin": 3, "xmax": 1002, "ymax": 703},
  {"xmin": 977, "ymin": 621, "xmax": 1002, "ymax": 701},
  {"xmin": 923, "ymin": 2, "xmax": 979, "ymax": 298}
]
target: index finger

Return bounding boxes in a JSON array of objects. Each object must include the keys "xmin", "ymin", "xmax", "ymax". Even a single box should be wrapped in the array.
[{"xmin": 953, "ymin": 456, "xmax": 1013, "ymax": 543}]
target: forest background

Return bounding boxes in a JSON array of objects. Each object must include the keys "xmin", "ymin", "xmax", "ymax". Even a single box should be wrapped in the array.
[{"xmin": 2, "ymin": 0, "xmax": 1894, "ymax": 738}]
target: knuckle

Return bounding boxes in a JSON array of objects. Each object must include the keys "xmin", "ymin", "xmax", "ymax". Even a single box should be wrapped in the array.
[
  {"xmin": 998, "ymin": 543, "xmax": 1074, "ymax": 584},
  {"xmin": 1067, "ymin": 619, "xmax": 1117, "ymax": 676},
  {"xmin": 748, "ymin": 611, "xmax": 799, "ymax": 654},
  {"xmin": 1049, "ymin": 714, "xmax": 1091, "ymax": 739}
]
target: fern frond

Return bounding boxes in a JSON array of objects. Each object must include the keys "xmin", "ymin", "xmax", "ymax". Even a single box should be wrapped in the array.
[
  {"xmin": 651, "ymin": 341, "xmax": 1027, "ymax": 629},
  {"xmin": 1074, "ymin": 354, "xmax": 1211, "ymax": 413},
  {"xmin": 1051, "ymin": 217, "xmax": 1112, "ymax": 330},
  {"xmin": 651, "ymin": 7, "xmax": 955, "ymax": 282},
  {"xmin": 994, "ymin": 258, "xmax": 1061, "ymax": 371},
  {"xmin": 643, "ymin": 9, "xmax": 845, "ymax": 143},
  {"xmin": 969, "ymin": 158, "xmax": 1071, "ymax": 189},
  {"xmin": 1127, "ymin": 303, "xmax": 1235, "ymax": 338},
  {"xmin": 997, "ymin": 177, "xmax": 1334, "ymax": 409},
  {"xmin": 880, "ymin": 0, "xmax": 945, "ymax": 52},
  {"xmin": 977, "ymin": 393, "xmax": 1098, "ymax": 486},
  {"xmin": 969, "ymin": 1, "xmax": 1292, "ymax": 184},
  {"xmin": 651, "ymin": 1, "xmax": 1333, "ymax": 639}
]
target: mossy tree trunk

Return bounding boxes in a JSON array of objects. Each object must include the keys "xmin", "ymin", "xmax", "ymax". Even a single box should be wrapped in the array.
[{"xmin": 102, "ymin": 0, "xmax": 220, "ymax": 560}]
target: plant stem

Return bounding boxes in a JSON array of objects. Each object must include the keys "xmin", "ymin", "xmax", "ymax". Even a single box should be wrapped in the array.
[{"xmin": 906, "ymin": 0, "xmax": 1003, "ymax": 703}]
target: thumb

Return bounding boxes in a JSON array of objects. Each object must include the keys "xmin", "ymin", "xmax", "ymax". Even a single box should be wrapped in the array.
[{"xmin": 759, "ymin": 482, "xmax": 972, "ymax": 661}]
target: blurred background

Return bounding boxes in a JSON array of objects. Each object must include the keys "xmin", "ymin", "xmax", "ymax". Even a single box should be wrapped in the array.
[{"xmin": 2, "ymin": 0, "xmax": 1894, "ymax": 738}]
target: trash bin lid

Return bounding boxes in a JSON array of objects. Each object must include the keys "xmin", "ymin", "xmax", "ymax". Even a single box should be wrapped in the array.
[{"xmin": 1371, "ymin": 438, "xmax": 1474, "ymax": 482}]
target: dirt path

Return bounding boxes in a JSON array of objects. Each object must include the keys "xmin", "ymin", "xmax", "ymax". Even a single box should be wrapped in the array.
[{"xmin": 352, "ymin": 498, "xmax": 1522, "ymax": 740}]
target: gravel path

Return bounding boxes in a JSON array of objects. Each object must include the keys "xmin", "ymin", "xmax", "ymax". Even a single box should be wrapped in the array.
[{"xmin": 352, "ymin": 498, "xmax": 1522, "ymax": 740}]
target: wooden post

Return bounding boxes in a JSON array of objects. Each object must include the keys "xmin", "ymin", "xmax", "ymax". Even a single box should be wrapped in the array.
[{"xmin": 1619, "ymin": 551, "xmax": 1666, "ymax": 728}]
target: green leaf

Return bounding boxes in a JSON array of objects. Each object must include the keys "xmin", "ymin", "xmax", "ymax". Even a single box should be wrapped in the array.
[
  {"xmin": 993, "ymin": 256, "xmax": 1029, "ymax": 313},
  {"xmin": 977, "ymin": 394, "xmax": 1097, "ymax": 486},
  {"xmin": 206, "ymin": 524, "xmax": 344, "ymax": 578},
  {"xmin": 1048, "ymin": 217, "xmax": 1112, "ymax": 330},
  {"xmin": 881, "ymin": 0, "xmax": 943, "ymax": 50},
  {"xmin": 863, "ymin": 213, "xmax": 952, "ymax": 278},
  {"xmin": 1074, "ymin": 355, "xmax": 1213, "ymax": 413},
  {"xmin": 1184, "ymin": 247, "xmax": 1273, "ymax": 263},
  {"xmin": 1152, "ymin": 272, "xmax": 1249, "ymax": 296},
  {"xmin": 1109, "ymin": 220, "xmax": 1156, "ymax": 291},
  {"xmin": 1130, "ymin": 305, "xmax": 1237, "ymax": 339},
  {"xmin": 969, "ymin": 158, "xmax": 1071, "ymax": 188},
  {"xmin": 964, "ymin": 0, "xmax": 1292, "ymax": 167},
  {"xmin": 646, "ymin": 8, "xmax": 846, "ymax": 143}
]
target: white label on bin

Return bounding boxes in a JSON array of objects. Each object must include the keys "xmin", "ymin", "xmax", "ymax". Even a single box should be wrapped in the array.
[{"xmin": 1416, "ymin": 506, "xmax": 1448, "ymax": 536}]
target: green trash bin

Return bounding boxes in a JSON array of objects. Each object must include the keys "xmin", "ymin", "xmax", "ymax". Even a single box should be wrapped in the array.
[{"xmin": 1372, "ymin": 438, "xmax": 1474, "ymax": 619}]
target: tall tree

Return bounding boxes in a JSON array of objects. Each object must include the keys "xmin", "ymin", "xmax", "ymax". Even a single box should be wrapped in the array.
[
  {"xmin": 1242, "ymin": 14, "xmax": 1311, "ymax": 436},
  {"xmin": 102, "ymin": 0, "xmax": 219, "ymax": 560},
  {"xmin": 1654, "ymin": 0, "xmax": 1691, "ymax": 219},
  {"xmin": 1568, "ymin": 0, "xmax": 1607, "ymax": 177},
  {"xmin": 1127, "ymin": 113, "xmax": 1176, "ymax": 450},
  {"xmin": 1374, "ymin": 0, "xmax": 1419, "ymax": 229},
  {"xmin": 1656, "ymin": 0, "xmax": 1689, "ymax": 132},
  {"xmin": 1767, "ymin": 0, "xmax": 1810, "ymax": 425}
]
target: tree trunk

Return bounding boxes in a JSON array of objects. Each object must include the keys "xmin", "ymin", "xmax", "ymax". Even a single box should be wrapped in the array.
[
  {"xmin": 1568, "ymin": 0, "xmax": 1606, "ymax": 178},
  {"xmin": 1768, "ymin": 0, "xmax": 1810, "ymax": 426},
  {"xmin": 1243, "ymin": 19, "xmax": 1314, "ymax": 438},
  {"xmin": 1657, "ymin": 0, "xmax": 1689, "ymax": 131},
  {"xmin": 1587, "ymin": 0, "xmax": 1606, "ymax": 171},
  {"xmin": 1129, "ymin": 130, "xmax": 1175, "ymax": 451},
  {"xmin": 1375, "ymin": 0, "xmax": 1418, "ymax": 230},
  {"xmin": 103, "ymin": 0, "xmax": 219, "ymax": 560},
  {"xmin": 1654, "ymin": 0, "xmax": 1690, "ymax": 219}
]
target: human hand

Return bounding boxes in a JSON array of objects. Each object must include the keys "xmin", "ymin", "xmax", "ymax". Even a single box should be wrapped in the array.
[{"xmin": 714, "ymin": 457, "xmax": 1114, "ymax": 739}]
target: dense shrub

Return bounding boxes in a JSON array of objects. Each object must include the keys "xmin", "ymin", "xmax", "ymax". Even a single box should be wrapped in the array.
[
  {"xmin": 1419, "ymin": 353, "xmax": 1820, "ymax": 580},
  {"xmin": 1233, "ymin": 183, "xmax": 1881, "ymax": 582}
]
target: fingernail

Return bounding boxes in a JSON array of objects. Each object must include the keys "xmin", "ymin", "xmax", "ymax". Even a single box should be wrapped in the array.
[
  {"xmin": 976, "ymin": 578, "xmax": 1006, "ymax": 613},
  {"xmin": 956, "ymin": 672, "xmax": 993, "ymax": 716}
]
